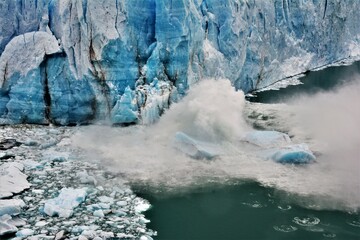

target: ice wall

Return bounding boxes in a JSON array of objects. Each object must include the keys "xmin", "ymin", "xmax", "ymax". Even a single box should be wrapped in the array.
[{"xmin": 0, "ymin": 0, "xmax": 359, "ymax": 125}]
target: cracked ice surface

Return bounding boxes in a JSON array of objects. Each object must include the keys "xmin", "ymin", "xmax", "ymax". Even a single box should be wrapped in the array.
[
  {"xmin": 1, "ymin": 0, "xmax": 360, "ymax": 125},
  {"xmin": 0, "ymin": 162, "xmax": 30, "ymax": 198}
]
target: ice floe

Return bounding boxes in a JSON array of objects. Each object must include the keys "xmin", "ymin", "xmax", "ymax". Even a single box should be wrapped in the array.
[
  {"xmin": 0, "ymin": 162, "xmax": 30, "ymax": 198},
  {"xmin": 44, "ymin": 188, "xmax": 88, "ymax": 218}
]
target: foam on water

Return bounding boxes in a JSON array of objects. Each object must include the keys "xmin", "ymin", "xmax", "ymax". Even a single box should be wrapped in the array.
[{"xmin": 72, "ymin": 78, "xmax": 360, "ymax": 212}]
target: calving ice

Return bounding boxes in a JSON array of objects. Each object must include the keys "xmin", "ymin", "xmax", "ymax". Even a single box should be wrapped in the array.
[
  {"xmin": 1, "ymin": 0, "xmax": 360, "ymax": 125},
  {"xmin": 1, "ymin": 1, "xmax": 360, "ymax": 239}
]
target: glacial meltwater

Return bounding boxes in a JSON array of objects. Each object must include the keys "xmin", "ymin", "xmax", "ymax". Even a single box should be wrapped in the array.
[
  {"xmin": 72, "ymin": 62, "xmax": 360, "ymax": 239},
  {"xmin": 132, "ymin": 63, "xmax": 360, "ymax": 240}
]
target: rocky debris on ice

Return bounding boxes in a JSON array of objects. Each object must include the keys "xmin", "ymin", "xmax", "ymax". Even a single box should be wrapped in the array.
[
  {"xmin": 0, "ymin": 162, "xmax": 30, "ymax": 198},
  {"xmin": 44, "ymin": 188, "xmax": 88, "ymax": 218},
  {"xmin": 242, "ymin": 130, "xmax": 316, "ymax": 164},
  {"xmin": 174, "ymin": 131, "xmax": 222, "ymax": 160}
]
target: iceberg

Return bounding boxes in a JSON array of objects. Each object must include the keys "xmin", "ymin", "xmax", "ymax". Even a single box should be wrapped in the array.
[
  {"xmin": 243, "ymin": 131, "xmax": 292, "ymax": 148},
  {"xmin": 267, "ymin": 144, "xmax": 316, "ymax": 164},
  {"xmin": 174, "ymin": 132, "xmax": 222, "ymax": 160},
  {"xmin": 0, "ymin": 0, "xmax": 359, "ymax": 125},
  {"xmin": 43, "ymin": 187, "xmax": 88, "ymax": 218},
  {"xmin": 242, "ymin": 130, "xmax": 316, "ymax": 164}
]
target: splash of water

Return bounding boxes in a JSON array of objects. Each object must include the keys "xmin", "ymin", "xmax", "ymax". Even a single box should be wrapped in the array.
[{"xmin": 72, "ymin": 78, "xmax": 360, "ymax": 212}]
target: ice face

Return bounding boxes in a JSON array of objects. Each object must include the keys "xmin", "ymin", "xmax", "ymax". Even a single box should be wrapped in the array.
[{"xmin": 0, "ymin": 0, "xmax": 360, "ymax": 125}]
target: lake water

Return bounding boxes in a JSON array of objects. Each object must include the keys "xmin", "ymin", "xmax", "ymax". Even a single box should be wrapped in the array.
[
  {"xmin": 135, "ymin": 62, "xmax": 360, "ymax": 240},
  {"xmin": 138, "ymin": 183, "xmax": 360, "ymax": 240}
]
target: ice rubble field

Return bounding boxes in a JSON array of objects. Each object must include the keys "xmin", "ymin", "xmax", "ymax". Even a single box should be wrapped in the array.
[{"xmin": 0, "ymin": 126, "xmax": 155, "ymax": 239}]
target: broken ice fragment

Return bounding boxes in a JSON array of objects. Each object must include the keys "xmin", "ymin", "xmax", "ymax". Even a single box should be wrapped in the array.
[
  {"xmin": 266, "ymin": 144, "xmax": 316, "ymax": 164},
  {"xmin": 242, "ymin": 130, "xmax": 316, "ymax": 164},
  {"xmin": 242, "ymin": 131, "xmax": 292, "ymax": 148},
  {"xmin": 0, "ymin": 162, "xmax": 30, "ymax": 198},
  {"xmin": 0, "ymin": 199, "xmax": 25, "ymax": 216},
  {"xmin": 174, "ymin": 132, "xmax": 222, "ymax": 160},
  {"xmin": 0, "ymin": 215, "xmax": 18, "ymax": 236},
  {"xmin": 43, "ymin": 188, "xmax": 88, "ymax": 218},
  {"xmin": 16, "ymin": 228, "xmax": 35, "ymax": 237}
]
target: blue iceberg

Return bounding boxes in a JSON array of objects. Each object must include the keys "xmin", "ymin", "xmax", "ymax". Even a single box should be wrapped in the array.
[
  {"xmin": 242, "ymin": 130, "xmax": 316, "ymax": 164},
  {"xmin": 268, "ymin": 144, "xmax": 316, "ymax": 164}
]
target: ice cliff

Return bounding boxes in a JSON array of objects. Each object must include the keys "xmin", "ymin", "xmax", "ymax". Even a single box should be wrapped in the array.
[{"xmin": 0, "ymin": 0, "xmax": 359, "ymax": 125}]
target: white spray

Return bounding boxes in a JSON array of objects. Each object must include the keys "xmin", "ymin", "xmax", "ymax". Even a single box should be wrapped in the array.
[{"xmin": 72, "ymin": 77, "xmax": 360, "ymax": 211}]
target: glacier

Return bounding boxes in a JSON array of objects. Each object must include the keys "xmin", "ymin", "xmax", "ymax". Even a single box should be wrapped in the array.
[{"xmin": 0, "ymin": 0, "xmax": 360, "ymax": 125}]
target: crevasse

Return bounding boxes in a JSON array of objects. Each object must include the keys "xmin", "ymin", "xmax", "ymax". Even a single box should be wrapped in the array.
[{"xmin": 0, "ymin": 0, "xmax": 359, "ymax": 125}]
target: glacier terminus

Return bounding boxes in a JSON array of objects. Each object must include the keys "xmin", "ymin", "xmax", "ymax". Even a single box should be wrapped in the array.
[{"xmin": 0, "ymin": 0, "xmax": 360, "ymax": 125}]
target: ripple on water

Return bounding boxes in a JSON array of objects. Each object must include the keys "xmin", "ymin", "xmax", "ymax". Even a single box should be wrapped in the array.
[
  {"xmin": 346, "ymin": 220, "xmax": 360, "ymax": 227},
  {"xmin": 305, "ymin": 226, "xmax": 324, "ymax": 232},
  {"xmin": 323, "ymin": 233, "xmax": 337, "ymax": 238},
  {"xmin": 241, "ymin": 201, "xmax": 266, "ymax": 208},
  {"xmin": 293, "ymin": 216, "xmax": 320, "ymax": 227},
  {"xmin": 273, "ymin": 225, "xmax": 298, "ymax": 233},
  {"xmin": 277, "ymin": 205, "xmax": 292, "ymax": 211}
]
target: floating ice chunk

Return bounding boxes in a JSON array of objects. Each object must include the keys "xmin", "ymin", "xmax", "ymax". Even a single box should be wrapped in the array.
[
  {"xmin": 76, "ymin": 171, "xmax": 97, "ymax": 185},
  {"xmin": 98, "ymin": 196, "xmax": 114, "ymax": 204},
  {"xmin": 0, "ymin": 199, "xmax": 25, "ymax": 216},
  {"xmin": 243, "ymin": 130, "xmax": 315, "ymax": 164},
  {"xmin": 81, "ymin": 230, "xmax": 97, "ymax": 239},
  {"xmin": 140, "ymin": 235, "xmax": 154, "ymax": 240},
  {"xmin": 8, "ymin": 217, "xmax": 26, "ymax": 227},
  {"xmin": 134, "ymin": 199, "xmax": 151, "ymax": 213},
  {"xmin": 16, "ymin": 228, "xmax": 35, "ymax": 237},
  {"xmin": 41, "ymin": 150, "xmax": 69, "ymax": 163},
  {"xmin": 0, "ymin": 215, "xmax": 18, "ymax": 236},
  {"xmin": 242, "ymin": 130, "xmax": 292, "ymax": 148},
  {"xmin": 174, "ymin": 132, "xmax": 222, "ymax": 160},
  {"xmin": 116, "ymin": 201, "xmax": 127, "ymax": 207},
  {"xmin": 93, "ymin": 210, "xmax": 105, "ymax": 218},
  {"xmin": 35, "ymin": 221, "xmax": 48, "ymax": 227},
  {"xmin": 99, "ymin": 231, "xmax": 115, "ymax": 239},
  {"xmin": 264, "ymin": 144, "xmax": 316, "ymax": 164},
  {"xmin": 0, "ymin": 162, "xmax": 30, "ymax": 198},
  {"xmin": 44, "ymin": 188, "xmax": 88, "ymax": 218},
  {"xmin": 22, "ymin": 160, "xmax": 43, "ymax": 170}
]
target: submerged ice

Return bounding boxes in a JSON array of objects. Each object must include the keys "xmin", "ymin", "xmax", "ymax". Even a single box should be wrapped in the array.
[{"xmin": 1, "ymin": 0, "xmax": 360, "ymax": 124}]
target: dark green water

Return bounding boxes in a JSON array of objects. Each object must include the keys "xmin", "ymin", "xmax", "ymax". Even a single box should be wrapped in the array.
[
  {"xmin": 137, "ymin": 61, "xmax": 360, "ymax": 240},
  {"xmin": 138, "ymin": 183, "xmax": 360, "ymax": 240},
  {"xmin": 250, "ymin": 61, "xmax": 360, "ymax": 103}
]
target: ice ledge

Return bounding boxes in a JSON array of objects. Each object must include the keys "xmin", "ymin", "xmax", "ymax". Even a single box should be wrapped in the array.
[{"xmin": 0, "ymin": 31, "xmax": 61, "ymax": 87}]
